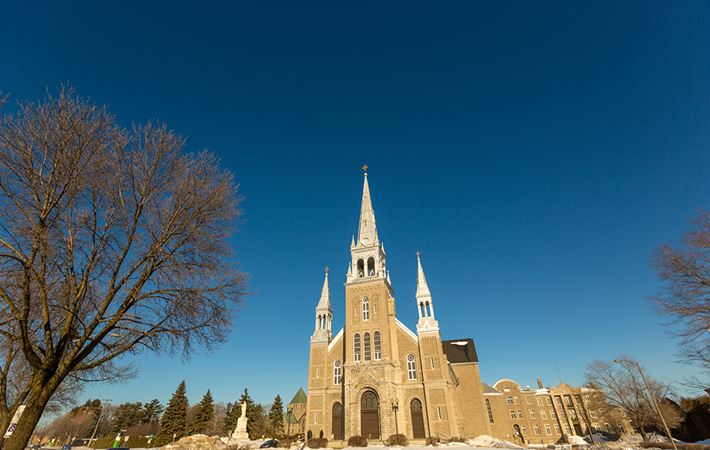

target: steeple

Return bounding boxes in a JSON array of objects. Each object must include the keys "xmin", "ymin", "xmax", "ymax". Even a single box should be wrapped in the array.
[
  {"xmin": 415, "ymin": 252, "xmax": 439, "ymax": 333},
  {"xmin": 311, "ymin": 268, "xmax": 333, "ymax": 343},
  {"xmin": 347, "ymin": 166, "xmax": 389, "ymax": 285},
  {"xmin": 357, "ymin": 167, "xmax": 379, "ymax": 247}
]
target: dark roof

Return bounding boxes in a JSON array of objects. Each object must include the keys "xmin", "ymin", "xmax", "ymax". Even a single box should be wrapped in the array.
[
  {"xmin": 289, "ymin": 387, "xmax": 307, "ymax": 405},
  {"xmin": 482, "ymin": 383, "xmax": 500, "ymax": 394},
  {"xmin": 442, "ymin": 338, "xmax": 478, "ymax": 363}
]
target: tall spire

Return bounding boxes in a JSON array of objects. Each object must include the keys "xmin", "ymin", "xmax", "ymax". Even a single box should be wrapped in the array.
[
  {"xmin": 415, "ymin": 251, "xmax": 431, "ymax": 299},
  {"xmin": 356, "ymin": 165, "xmax": 379, "ymax": 247}
]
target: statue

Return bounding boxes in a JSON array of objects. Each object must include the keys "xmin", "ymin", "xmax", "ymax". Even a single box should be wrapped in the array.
[{"xmin": 233, "ymin": 401, "xmax": 249, "ymax": 440}]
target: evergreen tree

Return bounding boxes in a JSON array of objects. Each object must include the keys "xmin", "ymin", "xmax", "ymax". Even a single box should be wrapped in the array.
[
  {"xmin": 158, "ymin": 381, "xmax": 189, "ymax": 444},
  {"xmin": 190, "ymin": 390, "xmax": 215, "ymax": 435},
  {"xmin": 110, "ymin": 402, "xmax": 145, "ymax": 431},
  {"xmin": 268, "ymin": 395, "xmax": 284, "ymax": 436},
  {"xmin": 222, "ymin": 403, "xmax": 236, "ymax": 435},
  {"xmin": 143, "ymin": 399, "xmax": 164, "ymax": 424}
]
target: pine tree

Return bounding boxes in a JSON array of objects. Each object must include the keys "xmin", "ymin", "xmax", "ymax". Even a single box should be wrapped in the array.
[
  {"xmin": 268, "ymin": 395, "xmax": 284, "ymax": 436},
  {"xmin": 143, "ymin": 399, "xmax": 165, "ymax": 424},
  {"xmin": 157, "ymin": 381, "xmax": 189, "ymax": 444},
  {"xmin": 222, "ymin": 403, "xmax": 236, "ymax": 435},
  {"xmin": 190, "ymin": 390, "xmax": 215, "ymax": 435}
]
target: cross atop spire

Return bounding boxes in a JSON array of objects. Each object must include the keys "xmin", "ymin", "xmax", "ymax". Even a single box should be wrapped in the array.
[{"xmin": 362, "ymin": 163, "xmax": 369, "ymax": 174}]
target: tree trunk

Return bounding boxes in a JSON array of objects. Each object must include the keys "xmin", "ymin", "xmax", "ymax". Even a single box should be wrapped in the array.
[{"xmin": 1, "ymin": 374, "xmax": 61, "ymax": 450}]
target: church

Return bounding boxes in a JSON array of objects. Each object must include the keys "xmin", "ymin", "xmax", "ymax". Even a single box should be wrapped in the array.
[
  {"xmin": 303, "ymin": 169, "xmax": 618, "ymax": 444},
  {"xmin": 304, "ymin": 169, "xmax": 490, "ymax": 442}
]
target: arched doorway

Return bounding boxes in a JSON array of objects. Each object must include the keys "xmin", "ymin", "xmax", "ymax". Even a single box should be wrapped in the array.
[
  {"xmin": 332, "ymin": 402, "xmax": 343, "ymax": 440},
  {"xmin": 410, "ymin": 398, "xmax": 425, "ymax": 439},
  {"xmin": 360, "ymin": 390, "xmax": 380, "ymax": 439}
]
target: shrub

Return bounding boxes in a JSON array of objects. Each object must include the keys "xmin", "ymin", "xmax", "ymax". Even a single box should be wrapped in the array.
[
  {"xmin": 445, "ymin": 437, "xmax": 465, "ymax": 443},
  {"xmin": 307, "ymin": 437, "xmax": 328, "ymax": 448},
  {"xmin": 279, "ymin": 437, "xmax": 294, "ymax": 448},
  {"xmin": 425, "ymin": 436, "xmax": 440, "ymax": 446},
  {"xmin": 386, "ymin": 434, "xmax": 409, "ymax": 446},
  {"xmin": 348, "ymin": 435, "xmax": 369, "ymax": 447}
]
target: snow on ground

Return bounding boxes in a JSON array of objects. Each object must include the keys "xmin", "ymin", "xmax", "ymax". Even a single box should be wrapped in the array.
[{"xmin": 468, "ymin": 435, "xmax": 522, "ymax": 449}]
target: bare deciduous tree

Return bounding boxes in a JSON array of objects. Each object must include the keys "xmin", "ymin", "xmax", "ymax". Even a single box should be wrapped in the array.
[
  {"xmin": 653, "ymin": 212, "xmax": 710, "ymax": 386},
  {"xmin": 0, "ymin": 86, "xmax": 245, "ymax": 450},
  {"xmin": 585, "ymin": 358, "xmax": 681, "ymax": 442}
]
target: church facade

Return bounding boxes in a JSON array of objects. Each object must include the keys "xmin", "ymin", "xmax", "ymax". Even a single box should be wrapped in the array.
[{"xmin": 304, "ymin": 171, "xmax": 616, "ymax": 444}]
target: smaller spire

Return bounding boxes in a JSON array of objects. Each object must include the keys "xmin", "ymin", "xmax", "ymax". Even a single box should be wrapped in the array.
[
  {"xmin": 316, "ymin": 268, "xmax": 331, "ymax": 311},
  {"xmin": 415, "ymin": 251, "xmax": 431, "ymax": 299}
]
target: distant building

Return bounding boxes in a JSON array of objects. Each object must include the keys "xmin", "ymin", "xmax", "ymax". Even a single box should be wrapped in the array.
[
  {"xmin": 304, "ymin": 170, "xmax": 618, "ymax": 443},
  {"xmin": 284, "ymin": 387, "xmax": 307, "ymax": 436}
]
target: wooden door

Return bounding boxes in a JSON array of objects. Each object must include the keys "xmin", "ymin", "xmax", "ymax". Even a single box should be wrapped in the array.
[
  {"xmin": 410, "ymin": 398, "xmax": 425, "ymax": 438},
  {"xmin": 332, "ymin": 402, "xmax": 343, "ymax": 440}
]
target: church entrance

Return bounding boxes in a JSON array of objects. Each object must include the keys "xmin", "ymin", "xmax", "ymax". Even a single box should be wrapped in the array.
[
  {"xmin": 332, "ymin": 402, "xmax": 343, "ymax": 440},
  {"xmin": 410, "ymin": 398, "xmax": 425, "ymax": 438},
  {"xmin": 360, "ymin": 390, "xmax": 380, "ymax": 439}
]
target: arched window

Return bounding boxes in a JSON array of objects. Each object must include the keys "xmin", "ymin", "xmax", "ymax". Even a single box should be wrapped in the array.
[
  {"xmin": 357, "ymin": 259, "xmax": 365, "ymax": 278},
  {"xmin": 485, "ymin": 398, "xmax": 494, "ymax": 423},
  {"xmin": 374, "ymin": 331, "xmax": 381, "ymax": 360},
  {"xmin": 364, "ymin": 332, "xmax": 371, "ymax": 361},
  {"xmin": 367, "ymin": 257, "xmax": 375, "ymax": 276},
  {"xmin": 354, "ymin": 333, "xmax": 361, "ymax": 362},
  {"xmin": 333, "ymin": 360, "xmax": 342, "ymax": 384},
  {"xmin": 362, "ymin": 297, "xmax": 369, "ymax": 320},
  {"xmin": 407, "ymin": 354, "xmax": 417, "ymax": 380}
]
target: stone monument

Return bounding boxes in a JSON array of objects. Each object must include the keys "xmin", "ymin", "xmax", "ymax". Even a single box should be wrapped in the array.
[{"xmin": 233, "ymin": 401, "xmax": 249, "ymax": 440}]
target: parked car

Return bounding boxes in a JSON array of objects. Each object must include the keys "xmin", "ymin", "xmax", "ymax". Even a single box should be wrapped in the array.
[{"xmin": 260, "ymin": 438, "xmax": 279, "ymax": 448}]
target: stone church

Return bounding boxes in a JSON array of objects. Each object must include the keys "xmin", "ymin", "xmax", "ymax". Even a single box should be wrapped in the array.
[
  {"xmin": 305, "ymin": 170, "xmax": 491, "ymax": 442},
  {"xmin": 304, "ymin": 170, "xmax": 618, "ymax": 444}
]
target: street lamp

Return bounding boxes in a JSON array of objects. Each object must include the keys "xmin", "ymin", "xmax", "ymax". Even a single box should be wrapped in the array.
[
  {"xmin": 391, "ymin": 401, "xmax": 399, "ymax": 436},
  {"xmin": 614, "ymin": 359, "xmax": 678, "ymax": 450}
]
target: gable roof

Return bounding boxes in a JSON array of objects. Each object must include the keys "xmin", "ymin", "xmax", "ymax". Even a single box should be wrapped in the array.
[
  {"xmin": 289, "ymin": 387, "xmax": 307, "ymax": 405},
  {"xmin": 482, "ymin": 383, "xmax": 501, "ymax": 394},
  {"xmin": 442, "ymin": 338, "xmax": 478, "ymax": 363}
]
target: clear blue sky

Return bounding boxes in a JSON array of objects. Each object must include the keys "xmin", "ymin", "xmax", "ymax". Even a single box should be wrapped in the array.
[{"xmin": 2, "ymin": 1, "xmax": 709, "ymax": 408}]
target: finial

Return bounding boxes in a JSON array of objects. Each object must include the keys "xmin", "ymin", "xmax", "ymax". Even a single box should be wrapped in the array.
[
  {"xmin": 416, "ymin": 250, "xmax": 421, "ymax": 259},
  {"xmin": 324, "ymin": 266, "xmax": 329, "ymax": 274},
  {"xmin": 362, "ymin": 163, "xmax": 368, "ymax": 175}
]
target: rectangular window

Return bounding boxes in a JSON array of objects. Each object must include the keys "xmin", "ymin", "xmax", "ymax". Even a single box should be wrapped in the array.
[
  {"xmin": 537, "ymin": 397, "xmax": 543, "ymax": 406},
  {"xmin": 430, "ymin": 357, "xmax": 435, "ymax": 369},
  {"xmin": 313, "ymin": 412, "xmax": 318, "ymax": 424},
  {"xmin": 521, "ymin": 426, "xmax": 527, "ymax": 436},
  {"xmin": 540, "ymin": 410, "xmax": 547, "ymax": 420},
  {"xmin": 510, "ymin": 411, "xmax": 517, "ymax": 420},
  {"xmin": 333, "ymin": 363, "xmax": 342, "ymax": 385},
  {"xmin": 316, "ymin": 367, "xmax": 320, "ymax": 378},
  {"xmin": 546, "ymin": 397, "xmax": 552, "ymax": 406},
  {"xmin": 590, "ymin": 411, "xmax": 597, "ymax": 419},
  {"xmin": 437, "ymin": 406, "xmax": 443, "ymax": 420},
  {"xmin": 545, "ymin": 425, "xmax": 552, "ymax": 436},
  {"xmin": 525, "ymin": 396, "xmax": 532, "ymax": 405},
  {"xmin": 569, "ymin": 409, "xmax": 577, "ymax": 420},
  {"xmin": 506, "ymin": 397, "xmax": 514, "ymax": 405},
  {"xmin": 517, "ymin": 410, "xmax": 523, "ymax": 419},
  {"xmin": 550, "ymin": 410, "xmax": 556, "ymax": 419},
  {"xmin": 554, "ymin": 424, "xmax": 560, "ymax": 434},
  {"xmin": 529, "ymin": 409, "xmax": 536, "ymax": 419},
  {"xmin": 514, "ymin": 396, "xmax": 519, "ymax": 404},
  {"xmin": 534, "ymin": 424, "xmax": 541, "ymax": 435}
]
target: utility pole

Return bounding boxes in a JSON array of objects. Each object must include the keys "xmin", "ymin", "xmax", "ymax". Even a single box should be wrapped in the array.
[{"xmin": 614, "ymin": 359, "xmax": 678, "ymax": 450}]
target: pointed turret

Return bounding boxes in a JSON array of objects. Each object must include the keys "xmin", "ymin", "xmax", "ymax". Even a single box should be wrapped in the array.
[
  {"xmin": 311, "ymin": 268, "xmax": 333, "ymax": 343},
  {"xmin": 416, "ymin": 251, "xmax": 432, "ymax": 299},
  {"xmin": 415, "ymin": 252, "xmax": 439, "ymax": 333},
  {"xmin": 357, "ymin": 171, "xmax": 379, "ymax": 246}
]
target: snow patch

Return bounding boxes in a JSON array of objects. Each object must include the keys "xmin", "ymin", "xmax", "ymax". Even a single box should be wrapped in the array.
[{"xmin": 467, "ymin": 435, "xmax": 522, "ymax": 449}]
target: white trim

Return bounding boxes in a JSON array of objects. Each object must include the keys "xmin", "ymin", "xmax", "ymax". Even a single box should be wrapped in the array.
[
  {"xmin": 328, "ymin": 328, "xmax": 343, "ymax": 352},
  {"xmin": 396, "ymin": 319, "xmax": 418, "ymax": 341}
]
